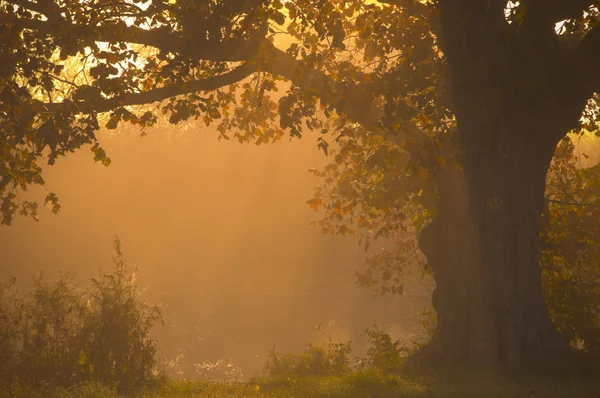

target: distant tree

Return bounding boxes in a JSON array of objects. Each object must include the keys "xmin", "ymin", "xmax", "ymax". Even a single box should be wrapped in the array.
[{"xmin": 3, "ymin": 0, "xmax": 600, "ymax": 366}]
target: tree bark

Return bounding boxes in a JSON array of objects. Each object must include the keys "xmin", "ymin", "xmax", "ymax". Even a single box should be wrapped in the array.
[
  {"xmin": 405, "ymin": 0, "xmax": 592, "ymax": 368},
  {"xmin": 415, "ymin": 131, "xmax": 572, "ymax": 367}
]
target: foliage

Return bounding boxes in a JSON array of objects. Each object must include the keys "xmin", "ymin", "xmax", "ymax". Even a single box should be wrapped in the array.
[
  {"xmin": 1, "ymin": 0, "xmax": 290, "ymax": 224},
  {"xmin": 263, "ymin": 325, "xmax": 416, "ymax": 378},
  {"xmin": 80, "ymin": 237, "xmax": 164, "ymax": 389},
  {"xmin": 540, "ymin": 136, "xmax": 600, "ymax": 352},
  {"xmin": 3, "ymin": 329, "xmax": 600, "ymax": 397},
  {"xmin": 263, "ymin": 339, "xmax": 353, "ymax": 378},
  {"xmin": 0, "ymin": 0, "xmax": 456, "ymax": 227},
  {"xmin": 0, "ymin": 237, "xmax": 163, "ymax": 393},
  {"xmin": 362, "ymin": 326, "xmax": 409, "ymax": 373},
  {"xmin": 21, "ymin": 272, "xmax": 88, "ymax": 384},
  {"xmin": 0, "ymin": 276, "xmax": 24, "ymax": 384},
  {"xmin": 312, "ymin": 132, "xmax": 600, "ymax": 352}
]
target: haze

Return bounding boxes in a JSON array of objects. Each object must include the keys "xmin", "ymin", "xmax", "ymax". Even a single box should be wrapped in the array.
[{"xmin": 0, "ymin": 122, "xmax": 431, "ymax": 377}]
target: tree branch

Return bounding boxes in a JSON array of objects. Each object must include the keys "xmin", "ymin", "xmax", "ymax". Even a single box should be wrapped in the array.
[
  {"xmin": 14, "ymin": 10, "xmax": 439, "ymax": 157},
  {"xmin": 14, "ymin": 16, "xmax": 262, "ymax": 63},
  {"xmin": 9, "ymin": 0, "xmax": 62, "ymax": 18},
  {"xmin": 38, "ymin": 62, "xmax": 255, "ymax": 114}
]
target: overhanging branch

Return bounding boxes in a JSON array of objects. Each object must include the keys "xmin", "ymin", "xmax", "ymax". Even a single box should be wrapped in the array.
[
  {"xmin": 13, "ymin": 6, "xmax": 445, "ymax": 162},
  {"xmin": 14, "ymin": 16, "xmax": 262, "ymax": 63},
  {"xmin": 9, "ymin": 0, "xmax": 64, "ymax": 20},
  {"xmin": 39, "ymin": 62, "xmax": 255, "ymax": 114}
]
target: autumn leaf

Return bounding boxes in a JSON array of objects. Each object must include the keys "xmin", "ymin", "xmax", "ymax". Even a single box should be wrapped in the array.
[{"xmin": 306, "ymin": 198, "xmax": 322, "ymax": 212}]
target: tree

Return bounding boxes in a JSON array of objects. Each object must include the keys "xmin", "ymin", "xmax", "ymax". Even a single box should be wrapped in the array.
[
  {"xmin": 540, "ymin": 137, "xmax": 600, "ymax": 352},
  {"xmin": 312, "ymin": 132, "xmax": 600, "ymax": 353},
  {"xmin": 2, "ymin": 0, "xmax": 600, "ymax": 366}
]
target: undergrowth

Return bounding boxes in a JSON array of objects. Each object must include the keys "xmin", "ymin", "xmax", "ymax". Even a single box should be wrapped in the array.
[{"xmin": 0, "ymin": 237, "xmax": 163, "ymax": 396}]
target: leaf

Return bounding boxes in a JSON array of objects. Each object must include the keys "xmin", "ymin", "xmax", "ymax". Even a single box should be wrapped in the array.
[
  {"xmin": 332, "ymin": 200, "xmax": 342, "ymax": 213},
  {"xmin": 272, "ymin": 11, "xmax": 285, "ymax": 25},
  {"xmin": 91, "ymin": 145, "xmax": 111, "ymax": 167},
  {"xmin": 307, "ymin": 198, "xmax": 321, "ymax": 212},
  {"xmin": 285, "ymin": 3, "xmax": 296, "ymax": 19},
  {"xmin": 105, "ymin": 118, "xmax": 118, "ymax": 130},
  {"xmin": 44, "ymin": 193, "xmax": 61, "ymax": 214},
  {"xmin": 106, "ymin": 53, "xmax": 118, "ymax": 64},
  {"xmin": 208, "ymin": 109, "xmax": 221, "ymax": 119}
]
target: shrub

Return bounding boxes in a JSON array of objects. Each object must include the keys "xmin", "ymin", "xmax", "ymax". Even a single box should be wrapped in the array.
[
  {"xmin": 79, "ymin": 237, "xmax": 163, "ymax": 390},
  {"xmin": 20, "ymin": 272, "xmax": 87, "ymax": 385},
  {"xmin": 263, "ymin": 326, "xmax": 412, "ymax": 377},
  {"xmin": 263, "ymin": 339, "xmax": 352, "ymax": 378},
  {"xmin": 0, "ymin": 277, "xmax": 23, "ymax": 387},
  {"xmin": 363, "ymin": 326, "xmax": 408, "ymax": 373},
  {"xmin": 0, "ymin": 237, "xmax": 163, "ymax": 393}
]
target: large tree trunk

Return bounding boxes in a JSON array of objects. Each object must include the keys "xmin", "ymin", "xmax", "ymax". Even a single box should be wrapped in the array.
[
  {"xmin": 407, "ymin": 0, "xmax": 592, "ymax": 367},
  {"xmin": 416, "ymin": 129, "xmax": 571, "ymax": 367}
]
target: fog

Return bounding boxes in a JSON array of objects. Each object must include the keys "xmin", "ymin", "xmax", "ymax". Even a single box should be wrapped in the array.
[{"xmin": 0, "ymin": 122, "xmax": 432, "ymax": 378}]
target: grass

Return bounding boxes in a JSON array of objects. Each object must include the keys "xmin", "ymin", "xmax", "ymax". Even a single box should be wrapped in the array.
[{"xmin": 4, "ymin": 370, "xmax": 600, "ymax": 398}]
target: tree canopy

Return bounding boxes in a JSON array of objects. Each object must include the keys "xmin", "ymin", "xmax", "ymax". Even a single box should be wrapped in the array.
[
  {"xmin": 0, "ymin": 0, "xmax": 445, "ymax": 224},
  {"xmin": 4, "ymin": 0, "xmax": 598, "ymax": 224}
]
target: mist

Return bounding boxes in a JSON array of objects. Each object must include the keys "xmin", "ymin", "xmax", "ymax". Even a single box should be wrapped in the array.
[{"xmin": 0, "ymin": 122, "xmax": 432, "ymax": 378}]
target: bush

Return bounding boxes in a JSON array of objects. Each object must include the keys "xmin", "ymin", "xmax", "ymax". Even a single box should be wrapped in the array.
[
  {"xmin": 21, "ymin": 272, "xmax": 87, "ymax": 384},
  {"xmin": 363, "ymin": 326, "xmax": 408, "ymax": 373},
  {"xmin": 263, "ymin": 339, "xmax": 352, "ymax": 378},
  {"xmin": 0, "ymin": 237, "xmax": 163, "ymax": 393},
  {"xmin": 80, "ymin": 238, "xmax": 163, "ymax": 390},
  {"xmin": 263, "ymin": 326, "xmax": 412, "ymax": 378},
  {"xmin": 0, "ymin": 277, "xmax": 23, "ymax": 386}
]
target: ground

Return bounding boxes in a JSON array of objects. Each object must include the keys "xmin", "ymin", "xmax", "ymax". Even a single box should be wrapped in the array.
[{"xmin": 5, "ymin": 370, "xmax": 600, "ymax": 398}]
